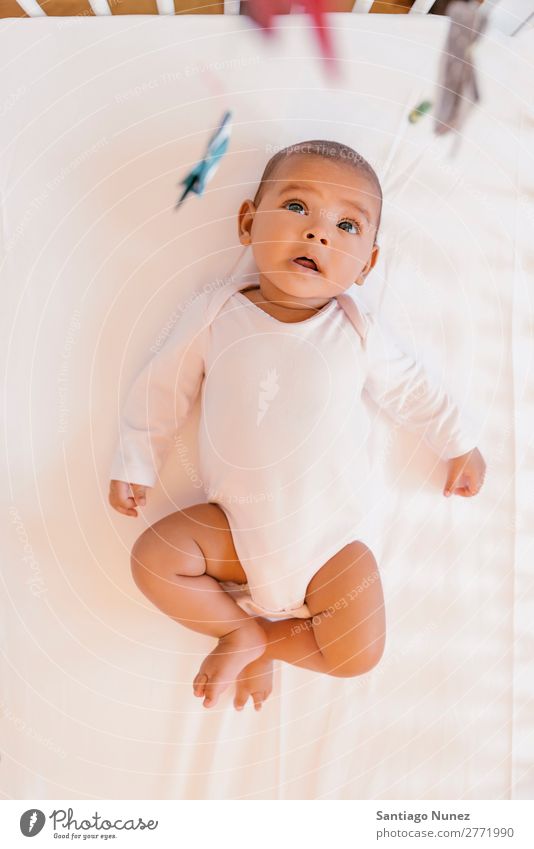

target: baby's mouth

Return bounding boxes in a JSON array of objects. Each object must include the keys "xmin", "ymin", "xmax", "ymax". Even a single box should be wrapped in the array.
[{"xmin": 292, "ymin": 256, "xmax": 320, "ymax": 273}]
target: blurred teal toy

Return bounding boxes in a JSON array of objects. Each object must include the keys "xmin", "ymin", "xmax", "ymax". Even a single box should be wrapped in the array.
[{"xmin": 175, "ymin": 110, "xmax": 232, "ymax": 210}]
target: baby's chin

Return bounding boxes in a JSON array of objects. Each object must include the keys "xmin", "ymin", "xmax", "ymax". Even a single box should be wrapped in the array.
[{"xmin": 258, "ymin": 268, "xmax": 342, "ymax": 299}]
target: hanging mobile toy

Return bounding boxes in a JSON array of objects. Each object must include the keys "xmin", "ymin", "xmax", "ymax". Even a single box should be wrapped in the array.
[
  {"xmin": 244, "ymin": 0, "xmax": 340, "ymax": 79},
  {"xmin": 243, "ymin": 0, "xmax": 292, "ymax": 34},
  {"xmin": 433, "ymin": 0, "xmax": 487, "ymax": 137},
  {"xmin": 408, "ymin": 100, "xmax": 433, "ymax": 124},
  {"xmin": 175, "ymin": 110, "xmax": 232, "ymax": 210}
]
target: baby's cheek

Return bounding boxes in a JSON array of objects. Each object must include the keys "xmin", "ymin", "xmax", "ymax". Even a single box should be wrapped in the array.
[{"xmin": 338, "ymin": 246, "xmax": 367, "ymax": 276}]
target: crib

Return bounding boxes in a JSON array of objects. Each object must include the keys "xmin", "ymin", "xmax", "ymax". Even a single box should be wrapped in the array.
[
  {"xmin": 1, "ymin": 0, "xmax": 533, "ymax": 804},
  {"xmin": 2, "ymin": 0, "xmax": 533, "ymax": 37}
]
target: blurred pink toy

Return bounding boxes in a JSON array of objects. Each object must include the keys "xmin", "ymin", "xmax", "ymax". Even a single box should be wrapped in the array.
[{"xmin": 244, "ymin": 0, "xmax": 341, "ymax": 79}]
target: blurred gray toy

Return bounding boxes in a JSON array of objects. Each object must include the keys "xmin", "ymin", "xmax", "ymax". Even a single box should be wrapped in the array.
[{"xmin": 434, "ymin": 0, "xmax": 488, "ymax": 136}]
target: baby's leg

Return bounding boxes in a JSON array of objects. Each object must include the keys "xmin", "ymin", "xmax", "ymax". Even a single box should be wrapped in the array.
[
  {"xmin": 130, "ymin": 502, "xmax": 265, "ymax": 708},
  {"xmin": 261, "ymin": 541, "xmax": 385, "ymax": 678}
]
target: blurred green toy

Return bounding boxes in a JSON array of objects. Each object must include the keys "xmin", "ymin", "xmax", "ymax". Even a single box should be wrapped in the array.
[{"xmin": 408, "ymin": 100, "xmax": 433, "ymax": 124}]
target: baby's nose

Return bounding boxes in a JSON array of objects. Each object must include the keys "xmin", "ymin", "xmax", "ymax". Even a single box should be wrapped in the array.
[{"xmin": 304, "ymin": 229, "xmax": 329, "ymax": 246}]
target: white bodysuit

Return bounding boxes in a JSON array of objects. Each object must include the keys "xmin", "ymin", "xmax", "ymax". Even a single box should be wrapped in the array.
[{"xmin": 110, "ymin": 271, "xmax": 478, "ymax": 620}]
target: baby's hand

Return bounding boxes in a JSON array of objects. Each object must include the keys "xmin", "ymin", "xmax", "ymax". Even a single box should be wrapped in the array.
[
  {"xmin": 443, "ymin": 447, "xmax": 486, "ymax": 498},
  {"xmin": 109, "ymin": 480, "xmax": 148, "ymax": 517}
]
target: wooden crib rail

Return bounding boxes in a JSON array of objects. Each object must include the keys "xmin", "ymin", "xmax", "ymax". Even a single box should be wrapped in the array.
[
  {"xmin": 0, "ymin": 0, "xmax": 482, "ymax": 20},
  {"xmin": 2, "ymin": 0, "xmax": 532, "ymax": 39}
]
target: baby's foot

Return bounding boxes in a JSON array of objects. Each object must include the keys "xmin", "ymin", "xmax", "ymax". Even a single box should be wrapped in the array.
[
  {"xmin": 234, "ymin": 655, "xmax": 274, "ymax": 712},
  {"xmin": 192, "ymin": 622, "xmax": 266, "ymax": 709}
]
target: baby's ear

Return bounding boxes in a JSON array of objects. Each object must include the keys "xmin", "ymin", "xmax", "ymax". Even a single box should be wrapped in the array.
[
  {"xmin": 366, "ymin": 242, "xmax": 380, "ymax": 272},
  {"xmin": 369, "ymin": 241, "xmax": 380, "ymax": 269},
  {"xmin": 238, "ymin": 198, "xmax": 256, "ymax": 244}
]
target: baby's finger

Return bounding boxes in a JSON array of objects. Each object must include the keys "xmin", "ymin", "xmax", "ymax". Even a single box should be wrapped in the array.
[
  {"xmin": 130, "ymin": 484, "xmax": 146, "ymax": 506},
  {"xmin": 111, "ymin": 480, "xmax": 134, "ymax": 509},
  {"xmin": 113, "ymin": 494, "xmax": 135, "ymax": 511},
  {"xmin": 464, "ymin": 474, "xmax": 483, "ymax": 496},
  {"xmin": 109, "ymin": 486, "xmax": 137, "ymax": 515},
  {"xmin": 114, "ymin": 504, "xmax": 138, "ymax": 517},
  {"xmin": 444, "ymin": 472, "xmax": 462, "ymax": 497}
]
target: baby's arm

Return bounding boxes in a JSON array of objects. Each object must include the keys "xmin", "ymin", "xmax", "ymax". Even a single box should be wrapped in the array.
[
  {"xmin": 109, "ymin": 290, "xmax": 209, "ymax": 515},
  {"xmin": 362, "ymin": 310, "xmax": 486, "ymax": 496}
]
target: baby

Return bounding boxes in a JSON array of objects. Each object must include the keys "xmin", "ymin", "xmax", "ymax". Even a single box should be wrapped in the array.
[{"xmin": 109, "ymin": 140, "xmax": 486, "ymax": 712}]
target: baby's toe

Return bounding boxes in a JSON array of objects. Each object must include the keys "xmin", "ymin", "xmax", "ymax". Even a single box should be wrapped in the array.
[
  {"xmin": 233, "ymin": 690, "xmax": 249, "ymax": 711},
  {"xmin": 203, "ymin": 677, "xmax": 225, "ymax": 708},
  {"xmin": 252, "ymin": 691, "xmax": 266, "ymax": 711},
  {"xmin": 193, "ymin": 672, "xmax": 208, "ymax": 697}
]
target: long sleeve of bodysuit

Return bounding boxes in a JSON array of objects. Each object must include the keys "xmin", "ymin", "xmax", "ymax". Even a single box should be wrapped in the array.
[
  {"xmin": 109, "ymin": 291, "xmax": 209, "ymax": 487},
  {"xmin": 362, "ymin": 310, "xmax": 478, "ymax": 461}
]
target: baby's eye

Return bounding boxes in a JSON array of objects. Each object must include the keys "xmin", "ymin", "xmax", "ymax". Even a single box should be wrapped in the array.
[
  {"xmin": 283, "ymin": 200, "xmax": 307, "ymax": 214},
  {"xmin": 338, "ymin": 218, "xmax": 361, "ymax": 235}
]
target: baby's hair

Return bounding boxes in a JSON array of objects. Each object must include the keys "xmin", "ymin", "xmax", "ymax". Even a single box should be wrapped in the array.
[{"xmin": 253, "ymin": 139, "xmax": 383, "ymax": 241}]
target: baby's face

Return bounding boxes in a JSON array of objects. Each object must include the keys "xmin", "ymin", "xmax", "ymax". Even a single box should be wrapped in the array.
[{"xmin": 238, "ymin": 155, "xmax": 380, "ymax": 300}]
